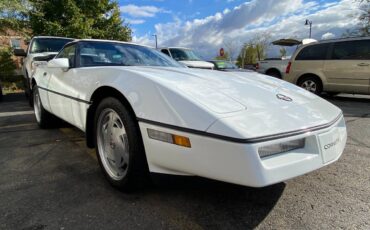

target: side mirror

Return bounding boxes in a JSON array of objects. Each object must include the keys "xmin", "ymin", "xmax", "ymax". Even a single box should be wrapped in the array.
[
  {"xmin": 47, "ymin": 58, "xmax": 69, "ymax": 70},
  {"xmin": 14, "ymin": 49, "xmax": 27, "ymax": 57}
]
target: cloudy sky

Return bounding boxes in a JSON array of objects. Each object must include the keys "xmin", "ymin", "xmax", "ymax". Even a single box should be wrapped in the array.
[{"xmin": 118, "ymin": 0, "xmax": 362, "ymax": 58}]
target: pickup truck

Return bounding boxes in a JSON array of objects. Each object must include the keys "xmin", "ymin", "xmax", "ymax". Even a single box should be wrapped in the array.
[
  {"xmin": 256, "ymin": 57, "xmax": 290, "ymax": 79},
  {"xmin": 256, "ymin": 38, "xmax": 318, "ymax": 79},
  {"xmin": 14, "ymin": 36, "xmax": 74, "ymax": 105}
]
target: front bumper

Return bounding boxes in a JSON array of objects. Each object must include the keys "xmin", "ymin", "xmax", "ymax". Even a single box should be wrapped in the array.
[{"xmin": 139, "ymin": 115, "xmax": 347, "ymax": 187}]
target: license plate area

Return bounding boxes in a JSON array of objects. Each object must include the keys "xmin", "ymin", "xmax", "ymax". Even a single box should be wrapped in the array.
[{"xmin": 318, "ymin": 128, "xmax": 341, "ymax": 164}]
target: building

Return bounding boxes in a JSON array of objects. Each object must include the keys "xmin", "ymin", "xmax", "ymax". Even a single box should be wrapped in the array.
[{"xmin": 0, "ymin": 29, "xmax": 28, "ymax": 75}]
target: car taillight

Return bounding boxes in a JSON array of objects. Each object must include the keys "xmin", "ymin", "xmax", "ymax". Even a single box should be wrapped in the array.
[
  {"xmin": 285, "ymin": 62, "xmax": 292, "ymax": 74},
  {"xmin": 256, "ymin": 63, "xmax": 259, "ymax": 69}
]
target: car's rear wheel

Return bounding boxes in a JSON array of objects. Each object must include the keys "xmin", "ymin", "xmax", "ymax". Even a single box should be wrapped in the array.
[
  {"xmin": 298, "ymin": 76, "xmax": 322, "ymax": 95},
  {"xmin": 33, "ymin": 86, "xmax": 55, "ymax": 128},
  {"xmin": 94, "ymin": 97, "xmax": 149, "ymax": 191}
]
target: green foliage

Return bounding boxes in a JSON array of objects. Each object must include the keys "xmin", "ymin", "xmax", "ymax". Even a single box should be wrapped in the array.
[
  {"xmin": 28, "ymin": 0, "xmax": 131, "ymax": 41},
  {"xmin": 0, "ymin": 48, "xmax": 16, "ymax": 81},
  {"xmin": 236, "ymin": 33, "xmax": 270, "ymax": 67},
  {"xmin": 236, "ymin": 43, "xmax": 263, "ymax": 67},
  {"xmin": 279, "ymin": 47, "xmax": 287, "ymax": 58},
  {"xmin": 0, "ymin": 0, "xmax": 29, "ymax": 35}
]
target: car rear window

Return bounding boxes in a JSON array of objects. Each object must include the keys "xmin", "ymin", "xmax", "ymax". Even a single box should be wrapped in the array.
[
  {"xmin": 295, "ymin": 43, "xmax": 330, "ymax": 61},
  {"xmin": 330, "ymin": 40, "xmax": 370, "ymax": 60}
]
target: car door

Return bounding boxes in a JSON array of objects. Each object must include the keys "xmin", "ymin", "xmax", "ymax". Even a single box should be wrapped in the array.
[
  {"xmin": 47, "ymin": 43, "xmax": 86, "ymax": 129},
  {"xmin": 323, "ymin": 39, "xmax": 370, "ymax": 94}
]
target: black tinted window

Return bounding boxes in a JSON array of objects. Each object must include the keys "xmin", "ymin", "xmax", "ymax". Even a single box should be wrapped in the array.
[
  {"xmin": 330, "ymin": 40, "xmax": 370, "ymax": 60},
  {"xmin": 161, "ymin": 49, "xmax": 170, "ymax": 56},
  {"xmin": 295, "ymin": 43, "xmax": 329, "ymax": 60}
]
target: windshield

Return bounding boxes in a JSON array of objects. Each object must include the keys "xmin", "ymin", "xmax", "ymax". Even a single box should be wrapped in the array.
[
  {"xmin": 30, "ymin": 38, "xmax": 73, "ymax": 53},
  {"xmin": 79, "ymin": 41, "xmax": 183, "ymax": 67},
  {"xmin": 169, "ymin": 48, "xmax": 202, "ymax": 61},
  {"xmin": 214, "ymin": 61, "xmax": 237, "ymax": 69}
]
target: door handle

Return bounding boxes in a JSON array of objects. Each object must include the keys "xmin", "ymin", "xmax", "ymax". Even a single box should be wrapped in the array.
[{"xmin": 357, "ymin": 63, "xmax": 369, "ymax": 67}]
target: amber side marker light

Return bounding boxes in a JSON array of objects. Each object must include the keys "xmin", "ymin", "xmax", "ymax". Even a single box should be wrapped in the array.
[{"xmin": 147, "ymin": 129, "xmax": 191, "ymax": 148}]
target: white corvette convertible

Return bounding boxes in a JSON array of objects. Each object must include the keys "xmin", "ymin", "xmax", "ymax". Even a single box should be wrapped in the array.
[{"xmin": 32, "ymin": 39, "xmax": 347, "ymax": 190}]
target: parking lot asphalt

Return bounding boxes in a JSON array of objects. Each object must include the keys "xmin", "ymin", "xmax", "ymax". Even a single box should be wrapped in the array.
[{"xmin": 0, "ymin": 93, "xmax": 369, "ymax": 230}]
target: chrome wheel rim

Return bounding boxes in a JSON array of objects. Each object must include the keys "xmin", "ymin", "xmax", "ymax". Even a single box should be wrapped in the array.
[
  {"xmin": 301, "ymin": 80, "xmax": 317, "ymax": 93},
  {"xmin": 97, "ymin": 109, "xmax": 129, "ymax": 180},
  {"xmin": 34, "ymin": 89, "xmax": 41, "ymax": 123}
]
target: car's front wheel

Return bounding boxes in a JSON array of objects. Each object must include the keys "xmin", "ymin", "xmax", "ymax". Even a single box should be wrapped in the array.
[{"xmin": 94, "ymin": 97, "xmax": 149, "ymax": 191}]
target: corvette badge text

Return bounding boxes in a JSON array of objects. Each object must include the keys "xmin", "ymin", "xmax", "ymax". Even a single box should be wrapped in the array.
[{"xmin": 324, "ymin": 137, "xmax": 340, "ymax": 150}]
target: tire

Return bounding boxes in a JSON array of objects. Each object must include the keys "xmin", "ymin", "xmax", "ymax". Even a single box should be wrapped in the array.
[
  {"xmin": 24, "ymin": 76, "xmax": 30, "ymax": 99},
  {"xmin": 266, "ymin": 69, "xmax": 282, "ymax": 79},
  {"xmin": 298, "ymin": 76, "xmax": 323, "ymax": 95},
  {"xmin": 29, "ymin": 88, "xmax": 34, "ymax": 107},
  {"xmin": 33, "ymin": 86, "xmax": 56, "ymax": 128},
  {"xmin": 94, "ymin": 97, "xmax": 149, "ymax": 191}
]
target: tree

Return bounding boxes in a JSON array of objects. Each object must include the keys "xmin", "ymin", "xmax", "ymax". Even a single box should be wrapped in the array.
[
  {"xmin": 279, "ymin": 47, "xmax": 287, "ymax": 58},
  {"xmin": 28, "ymin": 0, "xmax": 132, "ymax": 41},
  {"xmin": 344, "ymin": 0, "xmax": 370, "ymax": 36},
  {"xmin": 0, "ymin": 0, "xmax": 29, "ymax": 35},
  {"xmin": 236, "ymin": 33, "xmax": 271, "ymax": 67},
  {"xmin": 357, "ymin": 0, "xmax": 370, "ymax": 36},
  {"xmin": 223, "ymin": 39, "xmax": 238, "ymax": 62},
  {"xmin": 0, "ymin": 48, "xmax": 16, "ymax": 81}
]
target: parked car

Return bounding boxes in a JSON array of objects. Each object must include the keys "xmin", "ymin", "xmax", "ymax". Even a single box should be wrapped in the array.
[
  {"xmin": 159, "ymin": 47, "xmax": 214, "ymax": 69},
  {"xmin": 14, "ymin": 36, "xmax": 74, "ymax": 104},
  {"xmin": 257, "ymin": 38, "xmax": 318, "ymax": 79},
  {"xmin": 285, "ymin": 37, "xmax": 370, "ymax": 95},
  {"xmin": 209, "ymin": 60, "xmax": 252, "ymax": 72},
  {"xmin": 256, "ymin": 58, "xmax": 290, "ymax": 78},
  {"xmin": 32, "ymin": 39, "xmax": 346, "ymax": 191}
]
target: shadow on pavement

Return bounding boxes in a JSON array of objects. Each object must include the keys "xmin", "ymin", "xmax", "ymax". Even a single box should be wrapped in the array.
[
  {"xmin": 322, "ymin": 94, "xmax": 370, "ymax": 104},
  {"xmin": 138, "ymin": 175, "xmax": 286, "ymax": 229},
  {"xmin": 0, "ymin": 92, "xmax": 27, "ymax": 103}
]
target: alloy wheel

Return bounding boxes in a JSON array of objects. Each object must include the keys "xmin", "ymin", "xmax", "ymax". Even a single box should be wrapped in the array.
[{"xmin": 97, "ymin": 109, "xmax": 130, "ymax": 180}]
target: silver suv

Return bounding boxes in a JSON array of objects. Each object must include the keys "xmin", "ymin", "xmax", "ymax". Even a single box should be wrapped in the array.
[{"xmin": 284, "ymin": 37, "xmax": 370, "ymax": 95}]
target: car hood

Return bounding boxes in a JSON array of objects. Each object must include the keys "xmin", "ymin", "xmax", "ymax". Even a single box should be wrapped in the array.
[
  {"xmin": 122, "ymin": 66, "xmax": 342, "ymax": 138},
  {"xmin": 178, "ymin": 60, "xmax": 214, "ymax": 69}
]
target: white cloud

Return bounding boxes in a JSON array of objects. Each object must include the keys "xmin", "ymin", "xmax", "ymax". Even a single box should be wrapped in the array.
[
  {"xmin": 127, "ymin": 19, "xmax": 146, "ymax": 25},
  {"xmin": 120, "ymin": 4, "xmax": 166, "ymax": 18},
  {"xmin": 133, "ymin": 0, "xmax": 361, "ymax": 59},
  {"xmin": 321, "ymin": 32, "xmax": 336, "ymax": 40}
]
